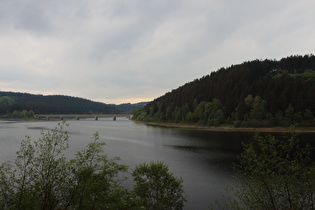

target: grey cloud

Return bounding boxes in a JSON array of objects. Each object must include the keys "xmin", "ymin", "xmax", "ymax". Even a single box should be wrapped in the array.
[
  {"xmin": 15, "ymin": 6, "xmax": 50, "ymax": 34},
  {"xmin": 86, "ymin": 1, "xmax": 183, "ymax": 60},
  {"xmin": 0, "ymin": 0, "xmax": 52, "ymax": 35},
  {"xmin": 1, "ymin": 0, "xmax": 315, "ymax": 104}
]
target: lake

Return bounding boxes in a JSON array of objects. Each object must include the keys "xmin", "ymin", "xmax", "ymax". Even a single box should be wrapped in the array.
[{"xmin": 1, "ymin": 118, "xmax": 314, "ymax": 209}]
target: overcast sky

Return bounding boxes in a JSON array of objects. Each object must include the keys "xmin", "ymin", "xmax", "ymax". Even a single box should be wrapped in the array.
[{"xmin": 1, "ymin": 0, "xmax": 314, "ymax": 104}]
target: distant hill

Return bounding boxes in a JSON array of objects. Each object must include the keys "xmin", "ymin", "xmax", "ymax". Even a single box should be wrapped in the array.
[
  {"xmin": 0, "ymin": 92, "xmax": 147, "ymax": 115},
  {"xmin": 116, "ymin": 102, "xmax": 149, "ymax": 113},
  {"xmin": 133, "ymin": 54, "xmax": 315, "ymax": 127}
]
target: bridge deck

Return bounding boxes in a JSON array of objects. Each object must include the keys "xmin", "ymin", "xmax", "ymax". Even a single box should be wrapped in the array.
[{"xmin": 34, "ymin": 114, "xmax": 132, "ymax": 120}]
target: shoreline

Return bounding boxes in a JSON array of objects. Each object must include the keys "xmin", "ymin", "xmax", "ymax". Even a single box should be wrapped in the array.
[
  {"xmin": 132, "ymin": 120, "xmax": 315, "ymax": 133},
  {"xmin": 2, "ymin": 118, "xmax": 315, "ymax": 133}
]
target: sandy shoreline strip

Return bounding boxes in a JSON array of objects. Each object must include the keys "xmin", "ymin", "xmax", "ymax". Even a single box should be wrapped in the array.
[{"xmin": 132, "ymin": 121, "xmax": 315, "ymax": 133}]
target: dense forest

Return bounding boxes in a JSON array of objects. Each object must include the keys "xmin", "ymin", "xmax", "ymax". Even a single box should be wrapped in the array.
[
  {"xmin": 133, "ymin": 54, "xmax": 315, "ymax": 127},
  {"xmin": 0, "ymin": 92, "xmax": 147, "ymax": 117}
]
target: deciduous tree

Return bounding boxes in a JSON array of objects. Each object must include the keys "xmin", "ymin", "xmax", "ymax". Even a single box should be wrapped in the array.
[
  {"xmin": 211, "ymin": 130, "xmax": 315, "ymax": 209},
  {"xmin": 132, "ymin": 161, "xmax": 186, "ymax": 210},
  {"xmin": 0, "ymin": 122, "xmax": 187, "ymax": 209}
]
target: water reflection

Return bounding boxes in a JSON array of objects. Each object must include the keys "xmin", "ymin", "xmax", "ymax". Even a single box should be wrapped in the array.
[
  {"xmin": 164, "ymin": 145, "xmax": 202, "ymax": 153},
  {"xmin": 27, "ymin": 126, "xmax": 49, "ymax": 130}
]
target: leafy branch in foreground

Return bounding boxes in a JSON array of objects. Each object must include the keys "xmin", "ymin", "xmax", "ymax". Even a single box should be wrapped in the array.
[
  {"xmin": 0, "ymin": 122, "xmax": 186, "ymax": 210},
  {"xmin": 132, "ymin": 161, "xmax": 186, "ymax": 210},
  {"xmin": 210, "ymin": 129, "xmax": 315, "ymax": 210}
]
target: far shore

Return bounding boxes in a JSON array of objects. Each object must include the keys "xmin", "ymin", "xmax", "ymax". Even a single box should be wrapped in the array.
[{"xmin": 132, "ymin": 120, "xmax": 315, "ymax": 133}]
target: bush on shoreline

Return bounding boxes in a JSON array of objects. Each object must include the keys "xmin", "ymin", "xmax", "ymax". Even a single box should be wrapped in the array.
[
  {"xmin": 0, "ymin": 122, "xmax": 186, "ymax": 210},
  {"xmin": 210, "ymin": 129, "xmax": 315, "ymax": 209},
  {"xmin": 0, "ymin": 110, "xmax": 35, "ymax": 119}
]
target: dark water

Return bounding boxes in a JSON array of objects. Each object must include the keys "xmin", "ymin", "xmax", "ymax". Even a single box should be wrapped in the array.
[{"xmin": 0, "ymin": 119, "xmax": 314, "ymax": 209}]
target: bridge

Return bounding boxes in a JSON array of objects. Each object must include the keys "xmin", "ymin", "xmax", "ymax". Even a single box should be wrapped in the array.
[{"xmin": 34, "ymin": 114, "xmax": 133, "ymax": 121}]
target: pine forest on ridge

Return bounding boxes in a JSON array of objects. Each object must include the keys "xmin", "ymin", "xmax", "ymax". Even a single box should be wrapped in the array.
[{"xmin": 133, "ymin": 54, "xmax": 315, "ymax": 127}]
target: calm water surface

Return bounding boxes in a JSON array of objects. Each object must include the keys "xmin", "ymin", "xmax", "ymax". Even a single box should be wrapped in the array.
[{"xmin": 1, "ymin": 118, "xmax": 314, "ymax": 209}]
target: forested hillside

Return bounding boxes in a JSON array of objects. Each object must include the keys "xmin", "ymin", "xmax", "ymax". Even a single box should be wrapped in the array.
[
  {"xmin": 0, "ymin": 92, "xmax": 146, "ymax": 117},
  {"xmin": 133, "ymin": 55, "xmax": 315, "ymax": 127},
  {"xmin": 116, "ymin": 102, "xmax": 148, "ymax": 113}
]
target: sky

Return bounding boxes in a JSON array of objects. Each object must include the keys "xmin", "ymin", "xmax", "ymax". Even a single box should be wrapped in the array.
[{"xmin": 1, "ymin": 0, "xmax": 315, "ymax": 104}]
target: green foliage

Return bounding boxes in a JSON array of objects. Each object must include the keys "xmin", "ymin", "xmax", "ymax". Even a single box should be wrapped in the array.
[
  {"xmin": 134, "ymin": 93, "xmax": 315, "ymax": 127},
  {"xmin": 0, "ymin": 122, "xmax": 72, "ymax": 209},
  {"xmin": 133, "ymin": 54, "xmax": 315, "ymax": 127},
  {"xmin": 0, "ymin": 96, "xmax": 15, "ymax": 108},
  {"xmin": 242, "ymin": 95, "xmax": 270, "ymax": 127},
  {"xmin": 204, "ymin": 99, "xmax": 226, "ymax": 126},
  {"xmin": 211, "ymin": 130, "xmax": 315, "ymax": 209},
  {"xmin": 0, "ymin": 96, "xmax": 15, "ymax": 114},
  {"xmin": 288, "ymin": 69, "xmax": 315, "ymax": 82},
  {"xmin": 132, "ymin": 161, "xmax": 186, "ymax": 210},
  {"xmin": 2, "ymin": 110, "xmax": 35, "ymax": 119},
  {"xmin": 0, "ymin": 122, "xmax": 186, "ymax": 210},
  {"xmin": 67, "ymin": 132, "xmax": 129, "ymax": 209}
]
